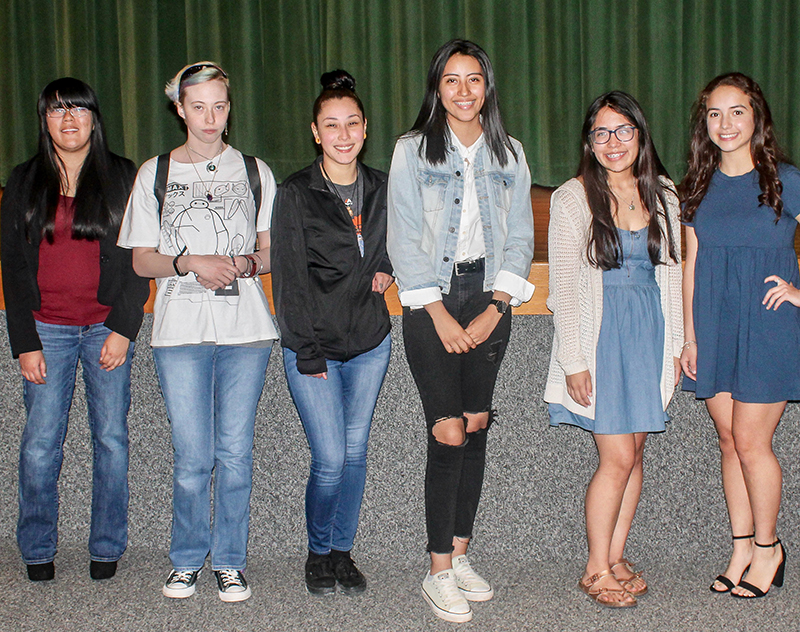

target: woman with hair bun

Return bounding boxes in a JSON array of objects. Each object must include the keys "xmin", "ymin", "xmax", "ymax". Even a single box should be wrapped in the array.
[
  {"xmin": 681, "ymin": 72, "xmax": 800, "ymax": 599},
  {"xmin": 2, "ymin": 77, "xmax": 149, "ymax": 582},
  {"xmin": 272, "ymin": 69, "xmax": 393, "ymax": 596},
  {"xmin": 118, "ymin": 61, "xmax": 278, "ymax": 602}
]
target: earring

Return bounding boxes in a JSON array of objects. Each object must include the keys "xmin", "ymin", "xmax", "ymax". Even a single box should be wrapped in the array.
[
  {"xmin": 224, "ymin": 123, "xmax": 229, "ymax": 136},
  {"xmin": 314, "ymin": 136, "xmax": 321, "ymax": 144},
  {"xmin": 364, "ymin": 132, "xmax": 367, "ymax": 139}
]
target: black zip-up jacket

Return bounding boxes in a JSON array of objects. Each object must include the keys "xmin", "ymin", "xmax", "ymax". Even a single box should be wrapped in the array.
[
  {"xmin": 272, "ymin": 158, "xmax": 392, "ymax": 375},
  {"xmin": 1, "ymin": 154, "xmax": 151, "ymax": 358}
]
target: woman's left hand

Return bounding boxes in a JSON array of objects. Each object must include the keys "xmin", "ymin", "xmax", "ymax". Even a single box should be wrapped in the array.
[
  {"xmin": 372, "ymin": 272, "xmax": 395, "ymax": 294},
  {"xmin": 99, "ymin": 331, "xmax": 131, "ymax": 371},
  {"xmin": 465, "ymin": 308, "xmax": 503, "ymax": 346},
  {"xmin": 763, "ymin": 275, "xmax": 800, "ymax": 310}
]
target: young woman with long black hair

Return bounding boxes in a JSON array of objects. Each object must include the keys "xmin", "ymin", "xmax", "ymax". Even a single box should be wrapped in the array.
[
  {"xmin": 680, "ymin": 72, "xmax": 800, "ymax": 599},
  {"xmin": 1, "ymin": 77, "xmax": 150, "ymax": 582},
  {"xmin": 388, "ymin": 39, "xmax": 534, "ymax": 623},
  {"xmin": 544, "ymin": 91, "xmax": 682, "ymax": 607}
]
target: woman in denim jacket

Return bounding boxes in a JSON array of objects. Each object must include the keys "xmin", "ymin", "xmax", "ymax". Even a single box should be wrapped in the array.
[{"xmin": 387, "ymin": 39, "xmax": 534, "ymax": 623}]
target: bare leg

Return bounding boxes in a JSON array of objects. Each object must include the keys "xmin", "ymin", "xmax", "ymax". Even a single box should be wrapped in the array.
[
  {"xmin": 581, "ymin": 433, "xmax": 637, "ymax": 605},
  {"xmin": 730, "ymin": 400, "xmax": 785, "ymax": 597},
  {"xmin": 706, "ymin": 393, "xmax": 755, "ymax": 590},
  {"xmin": 607, "ymin": 433, "xmax": 647, "ymax": 592}
]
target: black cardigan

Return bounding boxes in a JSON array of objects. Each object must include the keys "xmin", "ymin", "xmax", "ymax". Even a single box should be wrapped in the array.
[
  {"xmin": 272, "ymin": 159, "xmax": 392, "ymax": 375},
  {"xmin": 1, "ymin": 154, "xmax": 151, "ymax": 358}
]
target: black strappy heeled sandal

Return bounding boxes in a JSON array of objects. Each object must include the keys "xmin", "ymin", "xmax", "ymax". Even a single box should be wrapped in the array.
[
  {"xmin": 710, "ymin": 533, "xmax": 754, "ymax": 593},
  {"xmin": 732, "ymin": 539, "xmax": 786, "ymax": 599}
]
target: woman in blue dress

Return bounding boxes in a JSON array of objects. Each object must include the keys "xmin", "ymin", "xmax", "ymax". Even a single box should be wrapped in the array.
[
  {"xmin": 545, "ymin": 92, "xmax": 683, "ymax": 607},
  {"xmin": 680, "ymin": 72, "xmax": 800, "ymax": 599}
]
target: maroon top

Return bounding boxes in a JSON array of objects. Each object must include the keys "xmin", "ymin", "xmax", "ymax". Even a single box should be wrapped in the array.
[{"xmin": 34, "ymin": 196, "xmax": 111, "ymax": 326}]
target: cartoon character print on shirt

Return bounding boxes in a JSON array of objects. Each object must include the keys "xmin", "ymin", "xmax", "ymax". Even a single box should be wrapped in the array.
[{"xmin": 160, "ymin": 177, "xmax": 253, "ymax": 301}]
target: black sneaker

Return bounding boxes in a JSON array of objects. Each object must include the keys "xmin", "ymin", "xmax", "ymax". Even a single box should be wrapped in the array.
[
  {"xmin": 27, "ymin": 562, "xmax": 55, "ymax": 582},
  {"xmin": 214, "ymin": 569, "xmax": 251, "ymax": 602},
  {"xmin": 305, "ymin": 552, "xmax": 335, "ymax": 595},
  {"xmin": 162, "ymin": 569, "xmax": 201, "ymax": 598},
  {"xmin": 90, "ymin": 560, "xmax": 117, "ymax": 580},
  {"xmin": 330, "ymin": 550, "xmax": 367, "ymax": 594}
]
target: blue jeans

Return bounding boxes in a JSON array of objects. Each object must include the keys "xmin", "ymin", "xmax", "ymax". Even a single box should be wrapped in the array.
[
  {"xmin": 153, "ymin": 343, "xmax": 271, "ymax": 571},
  {"xmin": 283, "ymin": 335, "xmax": 391, "ymax": 555},
  {"xmin": 18, "ymin": 321, "xmax": 134, "ymax": 565}
]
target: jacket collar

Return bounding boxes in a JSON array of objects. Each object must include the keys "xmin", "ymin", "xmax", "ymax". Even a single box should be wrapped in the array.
[{"xmin": 308, "ymin": 155, "xmax": 382, "ymax": 195}]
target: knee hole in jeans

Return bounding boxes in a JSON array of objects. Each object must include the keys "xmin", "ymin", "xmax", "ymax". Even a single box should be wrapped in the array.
[{"xmin": 430, "ymin": 415, "xmax": 468, "ymax": 446}]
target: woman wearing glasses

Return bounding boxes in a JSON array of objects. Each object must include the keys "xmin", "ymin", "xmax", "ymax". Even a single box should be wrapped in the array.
[
  {"xmin": 544, "ymin": 91, "xmax": 682, "ymax": 607},
  {"xmin": 118, "ymin": 62, "xmax": 278, "ymax": 601},
  {"xmin": 1, "ymin": 78, "xmax": 150, "ymax": 582}
]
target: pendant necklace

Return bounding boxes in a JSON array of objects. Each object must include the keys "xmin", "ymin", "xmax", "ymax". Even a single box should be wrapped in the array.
[
  {"xmin": 320, "ymin": 162, "xmax": 364, "ymax": 257},
  {"xmin": 186, "ymin": 143, "xmax": 224, "ymax": 202}
]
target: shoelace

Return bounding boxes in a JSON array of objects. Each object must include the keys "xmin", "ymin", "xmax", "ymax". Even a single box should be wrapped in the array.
[
  {"xmin": 454, "ymin": 561, "xmax": 481, "ymax": 584},
  {"xmin": 435, "ymin": 573, "xmax": 465, "ymax": 605},
  {"xmin": 217, "ymin": 570, "xmax": 244, "ymax": 589},
  {"xmin": 169, "ymin": 570, "xmax": 196, "ymax": 586}
]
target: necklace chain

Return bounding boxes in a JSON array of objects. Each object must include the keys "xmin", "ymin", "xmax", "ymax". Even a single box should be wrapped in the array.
[{"xmin": 185, "ymin": 144, "xmax": 224, "ymax": 201}]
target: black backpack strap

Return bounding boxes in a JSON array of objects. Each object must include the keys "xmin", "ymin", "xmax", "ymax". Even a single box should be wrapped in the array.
[
  {"xmin": 154, "ymin": 152, "xmax": 171, "ymax": 222},
  {"xmin": 242, "ymin": 154, "xmax": 261, "ymax": 223}
]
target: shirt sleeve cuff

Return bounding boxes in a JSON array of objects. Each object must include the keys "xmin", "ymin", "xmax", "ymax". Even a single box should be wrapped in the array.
[
  {"xmin": 398, "ymin": 285, "xmax": 443, "ymax": 308},
  {"xmin": 493, "ymin": 270, "xmax": 535, "ymax": 307}
]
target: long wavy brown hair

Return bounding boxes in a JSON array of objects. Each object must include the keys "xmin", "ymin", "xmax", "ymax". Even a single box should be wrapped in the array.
[{"xmin": 680, "ymin": 72, "xmax": 789, "ymax": 223}]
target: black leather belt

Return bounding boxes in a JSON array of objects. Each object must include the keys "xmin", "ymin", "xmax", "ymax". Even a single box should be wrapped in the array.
[{"xmin": 454, "ymin": 258, "xmax": 485, "ymax": 276}]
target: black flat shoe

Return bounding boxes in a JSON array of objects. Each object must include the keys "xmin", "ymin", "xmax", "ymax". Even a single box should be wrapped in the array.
[
  {"xmin": 90, "ymin": 560, "xmax": 118, "ymax": 580},
  {"xmin": 710, "ymin": 533, "xmax": 753, "ymax": 593},
  {"xmin": 330, "ymin": 550, "xmax": 366, "ymax": 594},
  {"xmin": 27, "ymin": 562, "xmax": 55, "ymax": 581},
  {"xmin": 732, "ymin": 539, "xmax": 786, "ymax": 599},
  {"xmin": 305, "ymin": 552, "xmax": 335, "ymax": 595}
]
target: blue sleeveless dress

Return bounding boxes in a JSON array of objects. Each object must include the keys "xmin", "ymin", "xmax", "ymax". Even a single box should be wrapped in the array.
[{"xmin": 549, "ymin": 227, "xmax": 668, "ymax": 434}]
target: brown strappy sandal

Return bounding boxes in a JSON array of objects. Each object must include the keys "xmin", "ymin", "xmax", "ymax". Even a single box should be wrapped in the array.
[
  {"xmin": 578, "ymin": 569, "xmax": 637, "ymax": 608},
  {"xmin": 611, "ymin": 558, "xmax": 648, "ymax": 597}
]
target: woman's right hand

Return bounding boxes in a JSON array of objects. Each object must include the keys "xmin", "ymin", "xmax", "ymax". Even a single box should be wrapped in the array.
[
  {"xmin": 185, "ymin": 254, "xmax": 239, "ymax": 290},
  {"xmin": 19, "ymin": 350, "xmax": 47, "ymax": 384},
  {"xmin": 425, "ymin": 301, "xmax": 476, "ymax": 354},
  {"xmin": 680, "ymin": 342, "xmax": 697, "ymax": 380},
  {"xmin": 565, "ymin": 370, "xmax": 592, "ymax": 407}
]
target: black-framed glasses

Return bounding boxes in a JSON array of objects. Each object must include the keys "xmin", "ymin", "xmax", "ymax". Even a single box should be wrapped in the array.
[
  {"xmin": 180, "ymin": 63, "xmax": 228, "ymax": 85},
  {"xmin": 589, "ymin": 125, "xmax": 637, "ymax": 145},
  {"xmin": 46, "ymin": 106, "xmax": 91, "ymax": 119}
]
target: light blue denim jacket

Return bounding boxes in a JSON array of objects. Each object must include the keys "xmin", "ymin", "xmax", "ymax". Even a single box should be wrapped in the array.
[{"xmin": 387, "ymin": 133, "xmax": 534, "ymax": 307}]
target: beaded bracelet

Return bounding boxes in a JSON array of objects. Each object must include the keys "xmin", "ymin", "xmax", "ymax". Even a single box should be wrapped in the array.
[{"xmin": 681, "ymin": 340, "xmax": 697, "ymax": 349}]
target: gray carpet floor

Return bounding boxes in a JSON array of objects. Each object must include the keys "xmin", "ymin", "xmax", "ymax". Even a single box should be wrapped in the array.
[{"xmin": 0, "ymin": 314, "xmax": 798, "ymax": 631}]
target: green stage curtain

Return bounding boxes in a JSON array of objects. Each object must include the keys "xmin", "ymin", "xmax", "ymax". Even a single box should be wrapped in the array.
[{"xmin": 1, "ymin": 0, "xmax": 799, "ymax": 187}]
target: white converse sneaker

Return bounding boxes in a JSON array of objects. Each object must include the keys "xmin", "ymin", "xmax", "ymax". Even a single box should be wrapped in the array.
[
  {"xmin": 451, "ymin": 555, "xmax": 494, "ymax": 601},
  {"xmin": 422, "ymin": 570, "xmax": 473, "ymax": 623}
]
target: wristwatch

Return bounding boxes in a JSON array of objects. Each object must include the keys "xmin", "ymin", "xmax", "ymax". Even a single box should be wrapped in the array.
[{"xmin": 489, "ymin": 299, "xmax": 509, "ymax": 314}]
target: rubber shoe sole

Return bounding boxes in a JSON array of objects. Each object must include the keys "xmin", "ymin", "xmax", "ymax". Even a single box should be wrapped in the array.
[
  {"xmin": 219, "ymin": 585, "xmax": 251, "ymax": 602},
  {"xmin": 460, "ymin": 585, "xmax": 494, "ymax": 602},
  {"xmin": 422, "ymin": 586, "xmax": 473, "ymax": 623}
]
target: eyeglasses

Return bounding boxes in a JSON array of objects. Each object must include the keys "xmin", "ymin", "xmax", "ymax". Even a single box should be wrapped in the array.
[
  {"xmin": 589, "ymin": 125, "xmax": 637, "ymax": 144},
  {"xmin": 180, "ymin": 63, "xmax": 228, "ymax": 85},
  {"xmin": 46, "ymin": 106, "xmax": 91, "ymax": 119}
]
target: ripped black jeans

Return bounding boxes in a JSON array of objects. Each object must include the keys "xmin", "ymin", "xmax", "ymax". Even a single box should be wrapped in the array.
[{"xmin": 402, "ymin": 268, "xmax": 511, "ymax": 554}]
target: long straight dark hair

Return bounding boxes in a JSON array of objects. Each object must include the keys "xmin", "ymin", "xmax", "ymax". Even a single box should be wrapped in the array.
[
  {"xmin": 579, "ymin": 91, "xmax": 678, "ymax": 270},
  {"xmin": 680, "ymin": 72, "xmax": 789, "ymax": 223},
  {"xmin": 408, "ymin": 39, "xmax": 516, "ymax": 167},
  {"xmin": 25, "ymin": 77, "xmax": 126, "ymax": 243}
]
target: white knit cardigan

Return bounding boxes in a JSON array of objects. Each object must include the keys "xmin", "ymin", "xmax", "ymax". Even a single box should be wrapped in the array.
[{"xmin": 543, "ymin": 177, "xmax": 684, "ymax": 419}]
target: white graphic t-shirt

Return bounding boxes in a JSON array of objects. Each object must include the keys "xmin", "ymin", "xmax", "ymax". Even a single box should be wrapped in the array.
[{"xmin": 118, "ymin": 146, "xmax": 279, "ymax": 347}]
